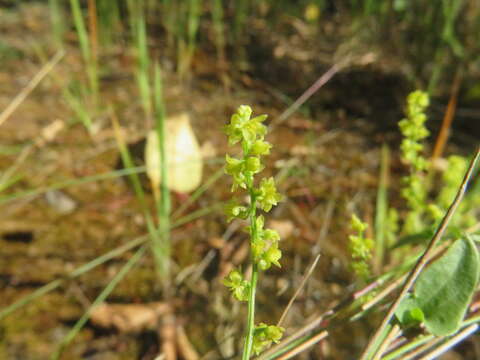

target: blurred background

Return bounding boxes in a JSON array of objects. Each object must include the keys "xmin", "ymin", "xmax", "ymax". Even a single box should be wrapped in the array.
[{"xmin": 1, "ymin": 1, "xmax": 479, "ymax": 359}]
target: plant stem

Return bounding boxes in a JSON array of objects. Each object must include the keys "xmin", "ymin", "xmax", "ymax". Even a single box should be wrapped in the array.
[
  {"xmin": 243, "ymin": 263, "xmax": 258, "ymax": 360},
  {"xmin": 243, "ymin": 188, "xmax": 259, "ymax": 359},
  {"xmin": 153, "ymin": 63, "xmax": 171, "ymax": 283}
]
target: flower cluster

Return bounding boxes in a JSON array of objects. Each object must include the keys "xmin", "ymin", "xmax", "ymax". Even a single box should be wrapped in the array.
[
  {"xmin": 248, "ymin": 215, "xmax": 281, "ymax": 271},
  {"xmin": 223, "ymin": 269, "xmax": 250, "ymax": 301},
  {"xmin": 223, "ymin": 105, "xmax": 283, "ymax": 273},
  {"xmin": 399, "ymin": 90, "xmax": 430, "ymax": 172},
  {"xmin": 437, "ymin": 155, "xmax": 467, "ymax": 210},
  {"xmin": 348, "ymin": 214, "xmax": 374, "ymax": 280},
  {"xmin": 222, "ymin": 105, "xmax": 284, "ymax": 357},
  {"xmin": 398, "ymin": 90, "xmax": 430, "ymax": 233},
  {"xmin": 252, "ymin": 323, "xmax": 284, "ymax": 355},
  {"xmin": 430, "ymin": 155, "xmax": 477, "ymax": 228}
]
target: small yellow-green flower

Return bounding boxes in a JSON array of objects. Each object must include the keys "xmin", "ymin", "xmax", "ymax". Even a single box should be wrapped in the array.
[
  {"xmin": 252, "ymin": 323, "xmax": 285, "ymax": 355},
  {"xmin": 223, "ymin": 269, "xmax": 250, "ymax": 302},
  {"xmin": 257, "ymin": 177, "xmax": 283, "ymax": 212}
]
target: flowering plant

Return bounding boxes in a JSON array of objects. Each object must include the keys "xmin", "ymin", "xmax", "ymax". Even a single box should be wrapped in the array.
[{"xmin": 223, "ymin": 105, "xmax": 284, "ymax": 358}]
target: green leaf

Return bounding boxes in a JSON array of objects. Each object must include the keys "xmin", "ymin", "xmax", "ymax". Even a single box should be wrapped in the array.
[
  {"xmin": 414, "ymin": 237, "xmax": 480, "ymax": 336},
  {"xmin": 395, "ymin": 294, "xmax": 424, "ymax": 328}
]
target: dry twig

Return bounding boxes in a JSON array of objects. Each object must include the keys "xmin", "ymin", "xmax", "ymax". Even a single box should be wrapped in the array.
[
  {"xmin": 0, "ymin": 50, "xmax": 65, "ymax": 127},
  {"xmin": 277, "ymin": 254, "xmax": 321, "ymax": 327}
]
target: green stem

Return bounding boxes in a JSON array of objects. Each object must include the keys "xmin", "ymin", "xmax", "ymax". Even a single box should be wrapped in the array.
[
  {"xmin": 243, "ymin": 187, "xmax": 259, "ymax": 359},
  {"xmin": 243, "ymin": 263, "xmax": 259, "ymax": 359}
]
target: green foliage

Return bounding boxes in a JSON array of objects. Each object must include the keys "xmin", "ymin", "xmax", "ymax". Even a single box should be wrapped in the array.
[
  {"xmin": 415, "ymin": 236, "xmax": 479, "ymax": 336},
  {"xmin": 397, "ymin": 237, "xmax": 479, "ymax": 336},
  {"xmin": 49, "ymin": 0, "xmax": 65, "ymax": 46},
  {"xmin": 395, "ymin": 90, "xmax": 479, "ymax": 241},
  {"xmin": 437, "ymin": 156, "xmax": 467, "ymax": 209},
  {"xmin": 152, "ymin": 63, "xmax": 171, "ymax": 279},
  {"xmin": 348, "ymin": 214, "xmax": 374, "ymax": 280},
  {"xmin": 63, "ymin": 80, "xmax": 94, "ymax": 131},
  {"xmin": 374, "ymin": 144, "xmax": 390, "ymax": 270},
  {"xmin": 96, "ymin": 0, "xmax": 121, "ymax": 46},
  {"xmin": 165, "ymin": 0, "xmax": 202, "ymax": 76},
  {"xmin": 211, "ymin": 0, "xmax": 226, "ymax": 65},
  {"xmin": 391, "ymin": 91, "xmax": 480, "ymax": 339},
  {"xmin": 395, "ymin": 294, "xmax": 424, "ymax": 328},
  {"xmin": 385, "ymin": 208, "xmax": 399, "ymax": 244},
  {"xmin": 65, "ymin": 0, "xmax": 99, "ymax": 133},
  {"xmin": 223, "ymin": 105, "xmax": 284, "ymax": 358},
  {"xmin": 69, "ymin": 0, "xmax": 98, "ymax": 99},
  {"xmin": 430, "ymin": 155, "xmax": 479, "ymax": 228},
  {"xmin": 128, "ymin": 0, "xmax": 152, "ymax": 118}
]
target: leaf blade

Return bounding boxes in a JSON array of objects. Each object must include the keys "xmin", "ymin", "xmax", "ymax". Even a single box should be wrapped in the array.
[{"xmin": 414, "ymin": 237, "xmax": 479, "ymax": 336}]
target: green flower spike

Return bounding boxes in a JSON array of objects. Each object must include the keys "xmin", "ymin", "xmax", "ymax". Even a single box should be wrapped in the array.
[
  {"xmin": 349, "ymin": 214, "xmax": 373, "ymax": 280},
  {"xmin": 398, "ymin": 90, "xmax": 430, "ymax": 234},
  {"xmin": 223, "ymin": 105, "xmax": 284, "ymax": 359}
]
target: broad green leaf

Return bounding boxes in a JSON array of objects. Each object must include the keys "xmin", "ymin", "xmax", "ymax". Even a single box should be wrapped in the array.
[{"xmin": 414, "ymin": 237, "xmax": 479, "ymax": 336}]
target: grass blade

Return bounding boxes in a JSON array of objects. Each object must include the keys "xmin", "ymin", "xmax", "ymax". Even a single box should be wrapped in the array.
[
  {"xmin": 374, "ymin": 144, "xmax": 390, "ymax": 272},
  {"xmin": 152, "ymin": 63, "xmax": 171, "ymax": 281},
  {"xmin": 0, "ymin": 166, "xmax": 145, "ymax": 205}
]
